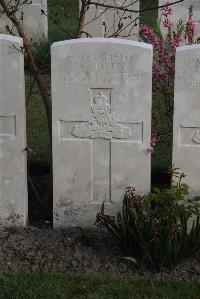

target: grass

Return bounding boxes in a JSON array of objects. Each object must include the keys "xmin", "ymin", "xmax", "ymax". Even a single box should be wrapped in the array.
[
  {"xmin": 0, "ymin": 273, "xmax": 200, "ymax": 299},
  {"xmin": 26, "ymin": 79, "xmax": 50, "ymax": 168},
  {"xmin": 48, "ymin": 0, "xmax": 78, "ymax": 41},
  {"xmin": 140, "ymin": 0, "xmax": 158, "ymax": 29}
]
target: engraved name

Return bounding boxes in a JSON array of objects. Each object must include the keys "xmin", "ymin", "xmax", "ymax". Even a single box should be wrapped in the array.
[
  {"xmin": 65, "ymin": 53, "xmax": 137, "ymax": 70},
  {"xmin": 53, "ymin": 50, "xmax": 149, "ymax": 85},
  {"xmin": 176, "ymin": 74, "xmax": 200, "ymax": 89},
  {"xmin": 176, "ymin": 57, "xmax": 200, "ymax": 66},
  {"xmin": 55, "ymin": 70, "xmax": 147, "ymax": 85}
]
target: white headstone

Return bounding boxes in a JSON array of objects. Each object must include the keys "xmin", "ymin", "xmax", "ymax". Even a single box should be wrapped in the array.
[
  {"xmin": 0, "ymin": 0, "xmax": 48, "ymax": 41},
  {"xmin": 80, "ymin": 0, "xmax": 140, "ymax": 40},
  {"xmin": 0, "ymin": 35, "xmax": 27, "ymax": 226},
  {"xmin": 159, "ymin": 0, "xmax": 200, "ymax": 40},
  {"xmin": 173, "ymin": 44, "xmax": 200, "ymax": 196},
  {"xmin": 21, "ymin": 1, "xmax": 48, "ymax": 41},
  {"xmin": 52, "ymin": 38, "xmax": 152, "ymax": 228}
]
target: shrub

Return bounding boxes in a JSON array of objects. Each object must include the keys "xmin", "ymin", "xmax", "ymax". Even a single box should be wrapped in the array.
[
  {"xmin": 140, "ymin": 4, "xmax": 197, "ymax": 154},
  {"xmin": 96, "ymin": 168, "xmax": 200, "ymax": 272}
]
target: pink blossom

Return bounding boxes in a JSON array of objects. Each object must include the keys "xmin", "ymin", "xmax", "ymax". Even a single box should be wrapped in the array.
[
  {"xmin": 170, "ymin": 34, "xmax": 183, "ymax": 49},
  {"xmin": 185, "ymin": 17, "xmax": 195, "ymax": 44},
  {"xmin": 160, "ymin": 3, "xmax": 172, "ymax": 18},
  {"xmin": 149, "ymin": 133, "xmax": 159, "ymax": 154},
  {"xmin": 163, "ymin": 18, "xmax": 173, "ymax": 29},
  {"xmin": 140, "ymin": 6, "xmax": 196, "ymax": 153}
]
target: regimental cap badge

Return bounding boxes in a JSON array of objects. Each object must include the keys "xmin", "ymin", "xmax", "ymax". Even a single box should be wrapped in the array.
[{"xmin": 192, "ymin": 131, "xmax": 200, "ymax": 144}]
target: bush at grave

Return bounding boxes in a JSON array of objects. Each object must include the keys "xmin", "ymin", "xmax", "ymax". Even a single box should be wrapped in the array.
[{"xmin": 96, "ymin": 167, "xmax": 200, "ymax": 272}]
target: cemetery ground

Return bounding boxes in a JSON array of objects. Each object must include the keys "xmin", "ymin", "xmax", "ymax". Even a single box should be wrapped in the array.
[
  {"xmin": 1, "ymin": 226, "xmax": 200, "ymax": 298},
  {"xmin": 1, "ymin": 273, "xmax": 200, "ymax": 299},
  {"xmin": 3, "ymin": 0, "xmax": 200, "ymax": 297}
]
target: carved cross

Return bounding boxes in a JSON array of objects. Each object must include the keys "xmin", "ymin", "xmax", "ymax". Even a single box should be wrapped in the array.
[
  {"xmin": 59, "ymin": 88, "xmax": 143, "ymax": 203},
  {"xmin": 180, "ymin": 125, "xmax": 200, "ymax": 145}
]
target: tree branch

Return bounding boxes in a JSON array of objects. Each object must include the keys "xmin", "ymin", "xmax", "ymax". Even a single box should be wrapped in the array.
[
  {"xmin": 76, "ymin": 0, "xmax": 88, "ymax": 38},
  {"xmin": 89, "ymin": 0, "xmax": 184, "ymax": 13},
  {"xmin": 0, "ymin": 0, "xmax": 52, "ymax": 143}
]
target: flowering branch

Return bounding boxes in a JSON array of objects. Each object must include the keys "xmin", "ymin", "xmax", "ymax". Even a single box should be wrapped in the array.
[{"xmin": 140, "ymin": 3, "xmax": 196, "ymax": 153}]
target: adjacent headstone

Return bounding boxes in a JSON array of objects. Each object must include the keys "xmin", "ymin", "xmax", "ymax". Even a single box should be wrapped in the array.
[
  {"xmin": 159, "ymin": 0, "xmax": 200, "ymax": 39},
  {"xmin": 21, "ymin": 0, "xmax": 48, "ymax": 41},
  {"xmin": 80, "ymin": 0, "xmax": 140, "ymax": 40},
  {"xmin": 0, "ymin": 35, "xmax": 27, "ymax": 226},
  {"xmin": 0, "ymin": 0, "xmax": 48, "ymax": 41},
  {"xmin": 52, "ymin": 38, "xmax": 152, "ymax": 228},
  {"xmin": 0, "ymin": 14, "xmax": 11, "ymax": 34},
  {"xmin": 173, "ymin": 44, "xmax": 200, "ymax": 196}
]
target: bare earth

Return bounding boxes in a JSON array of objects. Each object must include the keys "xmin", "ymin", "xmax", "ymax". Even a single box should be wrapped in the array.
[{"xmin": 0, "ymin": 226, "xmax": 200, "ymax": 280}]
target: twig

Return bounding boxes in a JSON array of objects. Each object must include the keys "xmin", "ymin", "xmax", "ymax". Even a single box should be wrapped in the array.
[{"xmin": 89, "ymin": 0, "xmax": 184, "ymax": 13}]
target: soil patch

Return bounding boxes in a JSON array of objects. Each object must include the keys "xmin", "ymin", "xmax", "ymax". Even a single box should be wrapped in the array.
[
  {"xmin": 0, "ymin": 226, "xmax": 200, "ymax": 280},
  {"xmin": 25, "ymin": 170, "xmax": 200, "ymax": 280},
  {"xmin": 28, "ymin": 172, "xmax": 52, "ymax": 226}
]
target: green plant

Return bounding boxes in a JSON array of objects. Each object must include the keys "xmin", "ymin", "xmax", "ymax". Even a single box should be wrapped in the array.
[
  {"xmin": 96, "ymin": 167, "xmax": 200, "ymax": 272},
  {"xmin": 2, "ymin": 273, "xmax": 200, "ymax": 299},
  {"xmin": 31, "ymin": 39, "xmax": 51, "ymax": 74}
]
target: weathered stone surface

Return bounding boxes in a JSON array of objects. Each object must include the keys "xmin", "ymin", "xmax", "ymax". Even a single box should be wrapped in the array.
[
  {"xmin": 0, "ymin": 35, "xmax": 27, "ymax": 226},
  {"xmin": 21, "ymin": 1, "xmax": 48, "ymax": 41},
  {"xmin": 159, "ymin": 0, "xmax": 200, "ymax": 40},
  {"xmin": 0, "ymin": 0, "xmax": 48, "ymax": 40},
  {"xmin": 0, "ymin": 14, "xmax": 11, "ymax": 34},
  {"xmin": 173, "ymin": 44, "xmax": 200, "ymax": 196},
  {"xmin": 80, "ymin": 0, "xmax": 139, "ymax": 40},
  {"xmin": 52, "ymin": 38, "xmax": 152, "ymax": 228}
]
